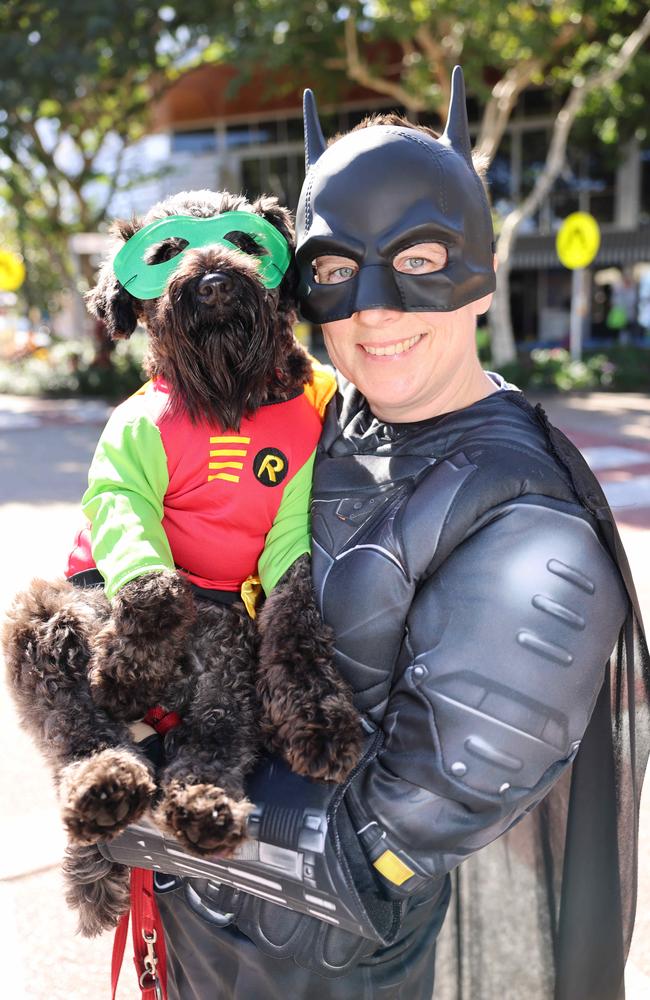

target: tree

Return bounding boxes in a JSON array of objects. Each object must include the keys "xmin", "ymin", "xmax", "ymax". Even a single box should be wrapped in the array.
[
  {"xmin": 194, "ymin": 0, "xmax": 650, "ymax": 362},
  {"xmin": 489, "ymin": 10, "xmax": 650, "ymax": 361},
  {"xmin": 3, "ymin": 2, "xmax": 649, "ymax": 361},
  {"xmin": 0, "ymin": 1, "xmax": 217, "ymax": 327}
]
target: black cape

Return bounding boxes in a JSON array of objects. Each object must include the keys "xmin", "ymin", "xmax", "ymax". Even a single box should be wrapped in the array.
[{"xmin": 433, "ymin": 394, "xmax": 650, "ymax": 1000}]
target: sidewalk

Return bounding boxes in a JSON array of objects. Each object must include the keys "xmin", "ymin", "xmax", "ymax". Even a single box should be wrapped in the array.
[{"xmin": 530, "ymin": 390, "xmax": 650, "ymax": 623}]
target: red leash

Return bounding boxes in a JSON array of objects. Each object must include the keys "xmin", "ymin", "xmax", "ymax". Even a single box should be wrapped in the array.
[
  {"xmin": 112, "ymin": 868, "xmax": 167, "ymax": 1000},
  {"xmin": 112, "ymin": 706, "xmax": 180, "ymax": 999}
]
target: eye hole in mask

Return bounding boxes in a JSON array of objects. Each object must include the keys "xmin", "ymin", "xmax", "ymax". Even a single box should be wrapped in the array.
[
  {"xmin": 224, "ymin": 231, "xmax": 267, "ymax": 257},
  {"xmin": 312, "ymin": 242, "xmax": 448, "ymax": 285},
  {"xmin": 145, "ymin": 238, "xmax": 190, "ymax": 265}
]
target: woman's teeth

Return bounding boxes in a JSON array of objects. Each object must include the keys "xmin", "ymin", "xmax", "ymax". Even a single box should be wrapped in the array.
[{"xmin": 363, "ymin": 333, "xmax": 423, "ymax": 356}]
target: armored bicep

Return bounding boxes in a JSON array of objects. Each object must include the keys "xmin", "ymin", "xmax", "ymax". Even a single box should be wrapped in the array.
[{"xmin": 387, "ymin": 503, "xmax": 627, "ymax": 802}]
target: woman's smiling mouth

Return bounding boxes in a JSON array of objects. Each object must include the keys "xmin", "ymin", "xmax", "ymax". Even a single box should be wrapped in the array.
[{"xmin": 361, "ymin": 333, "xmax": 425, "ymax": 356}]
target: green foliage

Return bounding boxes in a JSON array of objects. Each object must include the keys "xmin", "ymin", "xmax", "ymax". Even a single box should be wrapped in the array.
[
  {"xmin": 2, "ymin": 0, "xmax": 649, "ymax": 341},
  {"xmin": 572, "ymin": 55, "xmax": 650, "ymax": 148},
  {"xmin": 497, "ymin": 345, "xmax": 650, "ymax": 393},
  {"xmin": 475, "ymin": 327, "xmax": 492, "ymax": 363},
  {"xmin": 587, "ymin": 344, "xmax": 650, "ymax": 392},
  {"xmin": 0, "ymin": 331, "xmax": 148, "ymax": 400},
  {"xmin": 0, "ymin": 1, "xmax": 212, "ymax": 308},
  {"xmin": 529, "ymin": 349, "xmax": 617, "ymax": 391},
  {"xmin": 194, "ymin": 1, "xmax": 650, "ymax": 124}
]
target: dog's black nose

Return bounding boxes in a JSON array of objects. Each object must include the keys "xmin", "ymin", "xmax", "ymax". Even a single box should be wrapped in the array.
[{"xmin": 197, "ymin": 272, "xmax": 233, "ymax": 305}]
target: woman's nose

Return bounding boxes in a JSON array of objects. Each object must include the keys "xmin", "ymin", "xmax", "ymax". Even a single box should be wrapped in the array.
[{"xmin": 354, "ymin": 307, "xmax": 404, "ymax": 327}]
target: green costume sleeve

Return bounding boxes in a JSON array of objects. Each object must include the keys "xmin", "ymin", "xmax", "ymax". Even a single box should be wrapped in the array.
[
  {"xmin": 81, "ymin": 400, "xmax": 174, "ymax": 601},
  {"xmin": 258, "ymin": 449, "xmax": 315, "ymax": 596}
]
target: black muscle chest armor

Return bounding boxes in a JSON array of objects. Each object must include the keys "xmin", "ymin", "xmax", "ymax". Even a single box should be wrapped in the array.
[
  {"xmin": 312, "ymin": 384, "xmax": 583, "ymax": 723},
  {"xmin": 312, "ymin": 383, "xmax": 626, "ymax": 854}
]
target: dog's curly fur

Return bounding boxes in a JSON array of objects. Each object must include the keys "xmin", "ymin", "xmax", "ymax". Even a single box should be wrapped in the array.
[{"xmin": 2, "ymin": 189, "xmax": 362, "ymax": 937}]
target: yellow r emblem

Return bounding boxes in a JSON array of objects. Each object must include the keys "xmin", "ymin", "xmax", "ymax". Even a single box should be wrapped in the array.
[
  {"xmin": 253, "ymin": 448, "xmax": 289, "ymax": 487},
  {"xmin": 257, "ymin": 454, "xmax": 284, "ymax": 482}
]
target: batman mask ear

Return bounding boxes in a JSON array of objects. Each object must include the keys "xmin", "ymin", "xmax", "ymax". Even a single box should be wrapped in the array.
[
  {"xmin": 303, "ymin": 89, "xmax": 327, "ymax": 170},
  {"xmin": 85, "ymin": 218, "xmax": 141, "ymax": 339}
]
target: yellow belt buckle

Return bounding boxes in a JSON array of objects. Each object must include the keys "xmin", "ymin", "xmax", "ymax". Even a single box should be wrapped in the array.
[{"xmin": 240, "ymin": 574, "xmax": 262, "ymax": 619}]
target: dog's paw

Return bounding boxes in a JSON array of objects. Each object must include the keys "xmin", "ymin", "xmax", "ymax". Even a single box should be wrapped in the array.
[
  {"xmin": 60, "ymin": 749, "xmax": 155, "ymax": 844},
  {"xmin": 156, "ymin": 781, "xmax": 252, "ymax": 857},
  {"xmin": 279, "ymin": 696, "xmax": 364, "ymax": 783}
]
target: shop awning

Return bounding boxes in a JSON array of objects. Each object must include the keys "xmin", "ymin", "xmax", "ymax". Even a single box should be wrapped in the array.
[{"xmin": 511, "ymin": 225, "xmax": 650, "ymax": 270}]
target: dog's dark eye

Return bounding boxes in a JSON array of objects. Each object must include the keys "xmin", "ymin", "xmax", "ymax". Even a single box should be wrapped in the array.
[
  {"xmin": 224, "ymin": 231, "xmax": 267, "ymax": 257},
  {"xmin": 145, "ymin": 238, "xmax": 189, "ymax": 265}
]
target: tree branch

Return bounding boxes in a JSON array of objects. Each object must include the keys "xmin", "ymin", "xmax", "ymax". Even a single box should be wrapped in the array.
[
  {"xmin": 342, "ymin": 14, "xmax": 427, "ymax": 112},
  {"xmin": 498, "ymin": 10, "xmax": 650, "ymax": 267},
  {"xmin": 489, "ymin": 10, "xmax": 650, "ymax": 364},
  {"xmin": 414, "ymin": 25, "xmax": 453, "ymax": 111},
  {"xmin": 476, "ymin": 22, "xmax": 584, "ymax": 164},
  {"xmin": 475, "ymin": 60, "xmax": 542, "ymax": 162},
  {"xmin": 90, "ymin": 142, "xmax": 129, "ymax": 230},
  {"xmin": 21, "ymin": 119, "xmax": 71, "ymax": 187}
]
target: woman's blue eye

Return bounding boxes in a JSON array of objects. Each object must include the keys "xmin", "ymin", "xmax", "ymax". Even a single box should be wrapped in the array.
[
  {"xmin": 393, "ymin": 244, "xmax": 448, "ymax": 274},
  {"xmin": 312, "ymin": 258, "xmax": 358, "ymax": 284}
]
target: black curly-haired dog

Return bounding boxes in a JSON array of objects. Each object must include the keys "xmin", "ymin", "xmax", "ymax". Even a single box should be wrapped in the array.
[{"xmin": 2, "ymin": 189, "xmax": 361, "ymax": 936}]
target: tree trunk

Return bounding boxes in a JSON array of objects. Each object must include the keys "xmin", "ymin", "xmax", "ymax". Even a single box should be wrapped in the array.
[
  {"xmin": 78, "ymin": 250, "xmax": 115, "ymax": 368},
  {"xmin": 487, "ymin": 11, "xmax": 650, "ymax": 367},
  {"xmin": 488, "ymin": 262, "xmax": 516, "ymax": 366}
]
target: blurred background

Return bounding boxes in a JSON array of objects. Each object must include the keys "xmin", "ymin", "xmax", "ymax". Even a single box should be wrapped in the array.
[
  {"xmin": 0, "ymin": 1, "xmax": 650, "ymax": 395},
  {"xmin": 0, "ymin": 3, "xmax": 649, "ymax": 998}
]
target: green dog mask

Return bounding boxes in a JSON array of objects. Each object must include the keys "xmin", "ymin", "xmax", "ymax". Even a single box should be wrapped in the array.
[{"xmin": 113, "ymin": 212, "xmax": 292, "ymax": 300}]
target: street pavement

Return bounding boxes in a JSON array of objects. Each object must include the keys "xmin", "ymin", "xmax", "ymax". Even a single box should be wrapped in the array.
[{"xmin": 0, "ymin": 389, "xmax": 648, "ymax": 999}]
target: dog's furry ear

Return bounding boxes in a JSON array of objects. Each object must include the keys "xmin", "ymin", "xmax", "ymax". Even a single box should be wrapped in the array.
[
  {"xmin": 110, "ymin": 217, "xmax": 140, "ymax": 243},
  {"xmin": 250, "ymin": 195, "xmax": 295, "ymax": 250},
  {"xmin": 85, "ymin": 218, "xmax": 141, "ymax": 339},
  {"xmin": 85, "ymin": 268, "xmax": 139, "ymax": 340},
  {"xmin": 250, "ymin": 196, "xmax": 298, "ymax": 308}
]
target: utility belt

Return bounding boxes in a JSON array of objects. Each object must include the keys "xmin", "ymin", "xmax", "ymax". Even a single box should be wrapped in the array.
[
  {"xmin": 102, "ymin": 731, "xmax": 392, "ymax": 942},
  {"xmin": 100, "ymin": 732, "xmax": 447, "ymax": 976}
]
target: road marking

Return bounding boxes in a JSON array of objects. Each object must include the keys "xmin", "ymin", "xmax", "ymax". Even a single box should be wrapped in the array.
[
  {"xmin": 0, "ymin": 413, "xmax": 41, "ymax": 430},
  {"xmin": 581, "ymin": 446, "xmax": 650, "ymax": 471},
  {"xmin": 601, "ymin": 475, "xmax": 650, "ymax": 510}
]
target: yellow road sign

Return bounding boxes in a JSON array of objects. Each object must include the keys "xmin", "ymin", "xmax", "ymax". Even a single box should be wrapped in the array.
[
  {"xmin": 0, "ymin": 250, "xmax": 26, "ymax": 291},
  {"xmin": 556, "ymin": 212, "xmax": 601, "ymax": 270}
]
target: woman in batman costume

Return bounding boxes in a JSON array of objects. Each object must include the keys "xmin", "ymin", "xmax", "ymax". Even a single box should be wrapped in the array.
[{"xmin": 153, "ymin": 67, "xmax": 649, "ymax": 1000}]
